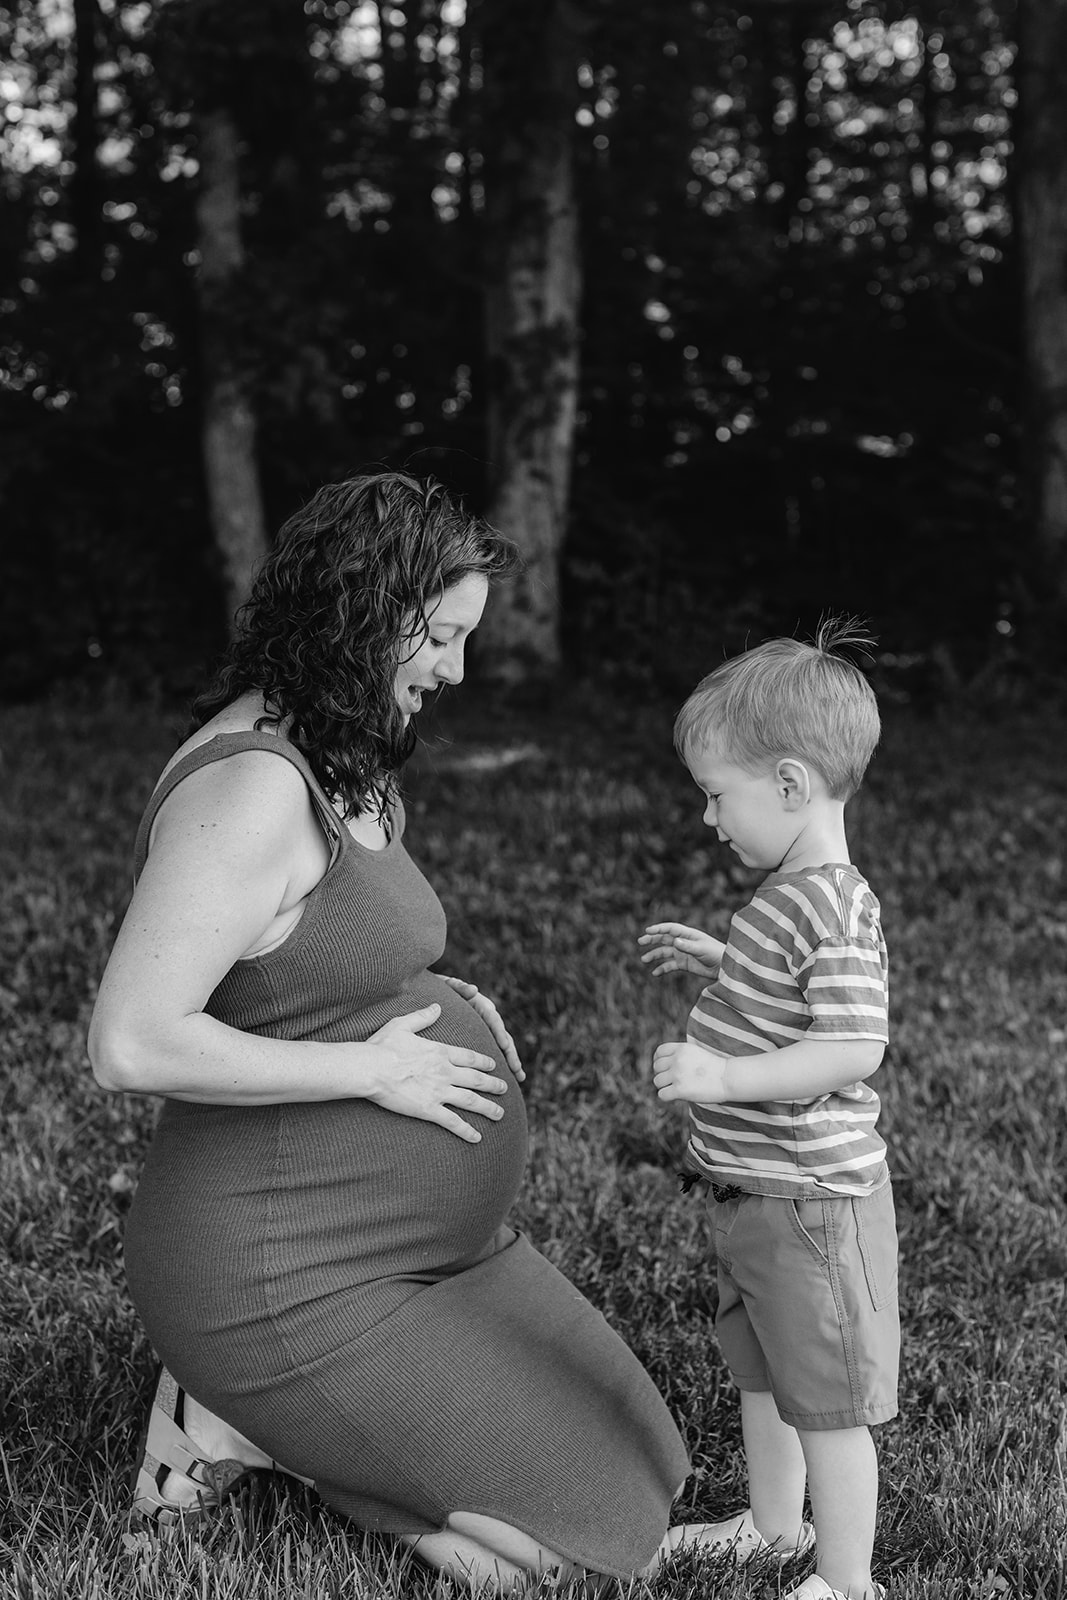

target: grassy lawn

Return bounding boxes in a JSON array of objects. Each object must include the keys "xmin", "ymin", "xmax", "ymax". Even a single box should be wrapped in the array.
[{"xmin": 1, "ymin": 687, "xmax": 1064, "ymax": 1599}]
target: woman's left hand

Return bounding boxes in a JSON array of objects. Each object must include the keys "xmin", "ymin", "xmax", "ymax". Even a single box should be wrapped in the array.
[{"xmin": 438, "ymin": 975, "xmax": 525, "ymax": 1082}]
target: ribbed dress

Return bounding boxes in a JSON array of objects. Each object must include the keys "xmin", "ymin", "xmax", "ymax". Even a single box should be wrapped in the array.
[{"xmin": 122, "ymin": 732, "xmax": 689, "ymax": 1576}]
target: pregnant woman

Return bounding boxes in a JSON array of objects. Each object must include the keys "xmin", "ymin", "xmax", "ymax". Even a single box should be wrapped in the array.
[{"xmin": 89, "ymin": 471, "xmax": 701, "ymax": 1589}]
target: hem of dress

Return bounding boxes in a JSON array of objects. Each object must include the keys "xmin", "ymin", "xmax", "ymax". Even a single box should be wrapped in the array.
[{"xmin": 316, "ymin": 1492, "xmax": 669, "ymax": 1581}]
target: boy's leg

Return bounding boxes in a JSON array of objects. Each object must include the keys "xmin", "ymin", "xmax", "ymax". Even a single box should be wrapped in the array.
[
  {"xmin": 665, "ymin": 1391, "xmax": 810, "ymax": 1563},
  {"xmin": 741, "ymin": 1388, "xmax": 808, "ymax": 1548},
  {"xmin": 728, "ymin": 1188, "xmax": 897, "ymax": 1597},
  {"xmin": 797, "ymin": 1424, "xmax": 879, "ymax": 1598},
  {"xmin": 709, "ymin": 1198, "xmax": 812, "ymax": 1559}
]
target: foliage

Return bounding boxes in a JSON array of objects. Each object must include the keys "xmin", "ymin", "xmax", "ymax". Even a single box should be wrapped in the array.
[
  {"xmin": 0, "ymin": 1, "xmax": 1049, "ymax": 697},
  {"xmin": 0, "ymin": 691, "xmax": 1065, "ymax": 1596}
]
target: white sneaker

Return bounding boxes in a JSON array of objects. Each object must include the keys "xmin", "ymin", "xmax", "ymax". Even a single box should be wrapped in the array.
[
  {"xmin": 783, "ymin": 1577, "xmax": 886, "ymax": 1600},
  {"xmin": 682, "ymin": 1507, "xmax": 816, "ymax": 1564}
]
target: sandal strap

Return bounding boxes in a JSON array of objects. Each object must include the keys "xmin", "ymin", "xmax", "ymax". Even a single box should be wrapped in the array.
[
  {"xmin": 147, "ymin": 1400, "xmax": 215, "ymax": 1487},
  {"xmin": 144, "ymin": 1368, "xmax": 315, "ymax": 1496}
]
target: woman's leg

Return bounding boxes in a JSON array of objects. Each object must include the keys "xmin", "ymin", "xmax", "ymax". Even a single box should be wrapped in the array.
[
  {"xmin": 403, "ymin": 1512, "xmax": 582, "ymax": 1590},
  {"xmin": 152, "ymin": 1395, "xmax": 585, "ymax": 1589},
  {"xmin": 401, "ymin": 1509, "xmax": 791, "ymax": 1594},
  {"xmin": 150, "ymin": 1394, "xmax": 714, "ymax": 1593}
]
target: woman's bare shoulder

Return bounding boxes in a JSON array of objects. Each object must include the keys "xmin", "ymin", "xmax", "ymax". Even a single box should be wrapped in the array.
[
  {"xmin": 150, "ymin": 695, "xmax": 318, "ymax": 848},
  {"xmin": 157, "ymin": 691, "xmax": 272, "ymax": 780}
]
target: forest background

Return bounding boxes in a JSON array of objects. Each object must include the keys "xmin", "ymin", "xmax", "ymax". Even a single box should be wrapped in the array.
[{"xmin": 3, "ymin": 0, "xmax": 1067, "ymax": 702}]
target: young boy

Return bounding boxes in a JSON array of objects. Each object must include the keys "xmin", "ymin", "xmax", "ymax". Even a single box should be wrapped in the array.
[{"xmin": 640, "ymin": 620, "xmax": 898, "ymax": 1600}]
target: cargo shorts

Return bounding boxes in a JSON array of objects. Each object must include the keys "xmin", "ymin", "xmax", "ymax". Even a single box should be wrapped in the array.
[{"xmin": 708, "ymin": 1180, "xmax": 900, "ymax": 1431}]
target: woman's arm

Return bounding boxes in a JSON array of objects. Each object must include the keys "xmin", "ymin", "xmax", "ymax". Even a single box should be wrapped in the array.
[{"xmin": 88, "ymin": 752, "xmax": 508, "ymax": 1142}]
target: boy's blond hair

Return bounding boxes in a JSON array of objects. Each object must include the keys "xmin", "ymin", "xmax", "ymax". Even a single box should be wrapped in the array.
[{"xmin": 674, "ymin": 617, "xmax": 881, "ymax": 801}]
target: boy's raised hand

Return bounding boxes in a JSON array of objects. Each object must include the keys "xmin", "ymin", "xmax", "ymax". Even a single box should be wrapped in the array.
[{"xmin": 638, "ymin": 922, "xmax": 725, "ymax": 978}]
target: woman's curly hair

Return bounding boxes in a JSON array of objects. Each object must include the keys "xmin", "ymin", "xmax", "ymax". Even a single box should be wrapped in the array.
[{"xmin": 190, "ymin": 471, "xmax": 517, "ymax": 816}]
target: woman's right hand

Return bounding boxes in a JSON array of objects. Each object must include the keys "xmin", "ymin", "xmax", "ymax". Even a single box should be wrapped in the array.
[{"xmin": 365, "ymin": 1004, "xmax": 508, "ymax": 1142}]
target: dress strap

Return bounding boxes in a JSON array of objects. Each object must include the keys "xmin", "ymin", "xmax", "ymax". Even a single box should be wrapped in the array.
[{"xmin": 132, "ymin": 731, "xmax": 346, "ymax": 880}]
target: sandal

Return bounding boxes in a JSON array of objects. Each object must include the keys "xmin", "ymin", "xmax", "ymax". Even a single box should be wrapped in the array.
[{"xmin": 131, "ymin": 1367, "xmax": 271, "ymax": 1526}]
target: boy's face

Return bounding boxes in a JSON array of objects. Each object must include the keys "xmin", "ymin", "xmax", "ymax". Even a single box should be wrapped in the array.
[{"xmin": 686, "ymin": 741, "xmax": 799, "ymax": 871}]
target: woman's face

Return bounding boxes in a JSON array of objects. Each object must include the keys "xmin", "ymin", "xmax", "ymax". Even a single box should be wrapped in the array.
[{"xmin": 394, "ymin": 573, "xmax": 489, "ymax": 722}]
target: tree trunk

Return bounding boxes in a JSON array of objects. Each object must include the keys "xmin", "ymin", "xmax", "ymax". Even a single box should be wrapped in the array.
[
  {"xmin": 71, "ymin": 0, "xmax": 100, "ymax": 269},
  {"xmin": 1018, "ymin": 0, "xmax": 1067, "ymax": 608},
  {"xmin": 195, "ymin": 107, "xmax": 269, "ymax": 630},
  {"xmin": 756, "ymin": 2, "xmax": 810, "ymax": 556},
  {"xmin": 912, "ymin": 7, "xmax": 939, "ymax": 246},
  {"xmin": 476, "ymin": 0, "xmax": 584, "ymax": 688}
]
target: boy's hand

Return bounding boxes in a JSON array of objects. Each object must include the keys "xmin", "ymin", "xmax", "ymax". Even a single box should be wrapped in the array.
[
  {"xmin": 638, "ymin": 922, "xmax": 725, "ymax": 978},
  {"xmin": 652, "ymin": 1041, "xmax": 731, "ymax": 1103}
]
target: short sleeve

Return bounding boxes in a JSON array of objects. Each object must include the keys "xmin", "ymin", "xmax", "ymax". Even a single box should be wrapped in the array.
[{"xmin": 796, "ymin": 937, "xmax": 889, "ymax": 1041}]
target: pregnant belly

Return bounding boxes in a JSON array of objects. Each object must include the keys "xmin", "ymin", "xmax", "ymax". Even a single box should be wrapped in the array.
[{"xmin": 124, "ymin": 981, "xmax": 528, "ymax": 1363}]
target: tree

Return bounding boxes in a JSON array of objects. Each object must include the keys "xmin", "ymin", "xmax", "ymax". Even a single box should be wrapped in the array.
[
  {"xmin": 0, "ymin": 0, "xmax": 1034, "ymax": 692},
  {"xmin": 70, "ymin": 0, "xmax": 101, "ymax": 271},
  {"xmin": 474, "ymin": 0, "xmax": 587, "ymax": 687},
  {"xmin": 195, "ymin": 104, "xmax": 269, "ymax": 630},
  {"xmin": 1017, "ymin": 0, "xmax": 1067, "ymax": 612}
]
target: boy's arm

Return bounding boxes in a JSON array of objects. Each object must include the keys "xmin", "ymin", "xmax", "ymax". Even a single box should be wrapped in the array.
[{"xmin": 652, "ymin": 1035, "xmax": 884, "ymax": 1105}]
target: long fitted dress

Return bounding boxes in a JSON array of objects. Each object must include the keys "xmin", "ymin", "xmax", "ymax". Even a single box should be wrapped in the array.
[{"xmin": 123, "ymin": 731, "xmax": 690, "ymax": 1576}]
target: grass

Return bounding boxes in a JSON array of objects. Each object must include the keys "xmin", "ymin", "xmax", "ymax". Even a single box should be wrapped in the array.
[{"xmin": 0, "ymin": 685, "xmax": 1065, "ymax": 1600}]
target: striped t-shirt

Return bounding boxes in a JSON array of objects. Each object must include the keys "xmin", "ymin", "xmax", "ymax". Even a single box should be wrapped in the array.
[{"xmin": 685, "ymin": 863, "xmax": 889, "ymax": 1197}]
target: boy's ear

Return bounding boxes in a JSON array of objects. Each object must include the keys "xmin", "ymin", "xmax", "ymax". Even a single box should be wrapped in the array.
[{"xmin": 777, "ymin": 758, "xmax": 812, "ymax": 809}]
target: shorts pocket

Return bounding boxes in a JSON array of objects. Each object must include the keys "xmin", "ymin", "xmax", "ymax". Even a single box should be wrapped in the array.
[
  {"xmin": 789, "ymin": 1198, "xmax": 831, "ymax": 1267},
  {"xmin": 854, "ymin": 1184, "xmax": 899, "ymax": 1311}
]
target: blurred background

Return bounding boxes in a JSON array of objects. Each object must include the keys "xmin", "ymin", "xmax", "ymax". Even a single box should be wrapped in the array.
[{"xmin": 1, "ymin": 0, "xmax": 1063, "ymax": 706}]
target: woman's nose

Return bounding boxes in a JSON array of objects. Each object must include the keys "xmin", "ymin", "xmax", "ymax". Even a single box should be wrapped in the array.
[{"xmin": 437, "ymin": 643, "xmax": 465, "ymax": 684}]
